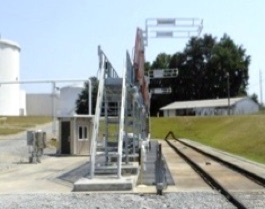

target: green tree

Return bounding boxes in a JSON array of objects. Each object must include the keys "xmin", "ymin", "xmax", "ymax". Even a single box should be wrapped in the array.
[
  {"xmin": 76, "ymin": 77, "xmax": 98, "ymax": 114},
  {"xmin": 148, "ymin": 34, "xmax": 251, "ymax": 116},
  {"xmin": 211, "ymin": 34, "xmax": 250, "ymax": 98},
  {"xmin": 151, "ymin": 53, "xmax": 171, "ymax": 69},
  {"xmin": 250, "ymin": 93, "xmax": 258, "ymax": 104},
  {"xmin": 144, "ymin": 61, "xmax": 151, "ymax": 74}
]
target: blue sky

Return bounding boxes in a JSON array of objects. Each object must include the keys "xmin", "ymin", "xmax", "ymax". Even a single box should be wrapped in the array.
[{"xmin": 0, "ymin": 0, "xmax": 264, "ymax": 102}]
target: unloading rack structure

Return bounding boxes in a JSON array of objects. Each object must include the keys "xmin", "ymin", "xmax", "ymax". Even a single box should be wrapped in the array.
[
  {"xmin": 89, "ymin": 18, "xmax": 203, "ymax": 180},
  {"xmin": 89, "ymin": 28, "xmax": 150, "ymax": 179}
]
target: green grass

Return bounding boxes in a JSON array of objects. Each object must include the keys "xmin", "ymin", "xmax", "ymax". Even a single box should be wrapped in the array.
[
  {"xmin": 150, "ymin": 114, "xmax": 265, "ymax": 164},
  {"xmin": 259, "ymin": 108, "xmax": 265, "ymax": 114},
  {"xmin": 0, "ymin": 116, "xmax": 52, "ymax": 136},
  {"xmin": 99, "ymin": 117, "xmax": 134, "ymax": 141}
]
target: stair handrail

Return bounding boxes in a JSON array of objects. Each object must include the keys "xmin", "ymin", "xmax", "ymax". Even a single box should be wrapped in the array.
[
  {"xmin": 117, "ymin": 64, "xmax": 128, "ymax": 178},
  {"xmin": 90, "ymin": 46, "xmax": 117, "ymax": 178}
]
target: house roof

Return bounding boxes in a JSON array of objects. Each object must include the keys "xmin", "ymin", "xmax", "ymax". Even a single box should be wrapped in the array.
[{"xmin": 160, "ymin": 97, "xmax": 247, "ymax": 110}]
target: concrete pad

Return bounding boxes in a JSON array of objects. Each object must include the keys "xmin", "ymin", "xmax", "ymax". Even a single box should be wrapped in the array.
[
  {"xmin": 0, "ymin": 156, "xmax": 88, "ymax": 194},
  {"xmin": 133, "ymin": 185, "xmax": 157, "ymax": 193},
  {"xmin": 73, "ymin": 177, "xmax": 135, "ymax": 191}
]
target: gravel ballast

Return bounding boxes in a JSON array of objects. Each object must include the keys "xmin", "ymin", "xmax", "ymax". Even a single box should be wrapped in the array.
[{"xmin": 0, "ymin": 193, "xmax": 236, "ymax": 209}]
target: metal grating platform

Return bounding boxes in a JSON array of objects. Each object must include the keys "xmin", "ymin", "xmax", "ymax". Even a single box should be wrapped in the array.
[{"xmin": 137, "ymin": 141, "xmax": 175, "ymax": 186}]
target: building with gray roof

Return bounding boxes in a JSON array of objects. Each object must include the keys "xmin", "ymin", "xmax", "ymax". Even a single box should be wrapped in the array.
[{"xmin": 160, "ymin": 97, "xmax": 259, "ymax": 116}]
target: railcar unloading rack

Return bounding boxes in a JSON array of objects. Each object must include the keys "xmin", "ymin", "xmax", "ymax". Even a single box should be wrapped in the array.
[{"xmin": 74, "ymin": 18, "xmax": 203, "ymax": 191}]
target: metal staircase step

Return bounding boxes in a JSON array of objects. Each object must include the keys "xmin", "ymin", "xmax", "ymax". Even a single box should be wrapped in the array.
[
  {"xmin": 95, "ymin": 151, "xmax": 119, "ymax": 156},
  {"xmin": 105, "ymin": 77, "xmax": 122, "ymax": 86},
  {"xmin": 105, "ymin": 96, "xmax": 121, "ymax": 102},
  {"xmin": 94, "ymin": 163, "xmax": 138, "ymax": 175},
  {"xmin": 107, "ymin": 117, "xmax": 119, "ymax": 124}
]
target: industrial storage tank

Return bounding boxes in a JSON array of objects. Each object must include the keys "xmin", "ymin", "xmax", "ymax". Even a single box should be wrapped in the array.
[
  {"xmin": 0, "ymin": 39, "xmax": 21, "ymax": 116},
  {"xmin": 59, "ymin": 84, "xmax": 83, "ymax": 116},
  {"xmin": 19, "ymin": 89, "xmax": 26, "ymax": 116}
]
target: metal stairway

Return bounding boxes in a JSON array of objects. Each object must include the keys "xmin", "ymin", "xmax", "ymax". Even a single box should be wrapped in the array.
[{"xmin": 90, "ymin": 46, "xmax": 148, "ymax": 179}]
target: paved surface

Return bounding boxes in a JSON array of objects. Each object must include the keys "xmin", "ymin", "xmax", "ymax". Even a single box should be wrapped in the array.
[
  {"xmin": 0, "ymin": 155, "xmax": 88, "ymax": 194},
  {"xmin": 0, "ymin": 122, "xmax": 89, "ymax": 194},
  {"xmin": 59, "ymin": 161, "xmax": 89, "ymax": 184}
]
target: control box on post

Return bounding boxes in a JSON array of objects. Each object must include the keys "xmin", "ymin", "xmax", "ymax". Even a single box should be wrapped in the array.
[{"xmin": 27, "ymin": 130, "xmax": 47, "ymax": 163}]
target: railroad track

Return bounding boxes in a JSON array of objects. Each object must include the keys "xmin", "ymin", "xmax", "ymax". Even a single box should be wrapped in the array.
[{"xmin": 164, "ymin": 132, "xmax": 265, "ymax": 209}]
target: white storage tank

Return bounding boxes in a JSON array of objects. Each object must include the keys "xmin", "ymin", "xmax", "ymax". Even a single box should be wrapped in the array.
[
  {"xmin": 0, "ymin": 39, "xmax": 20, "ymax": 116},
  {"xmin": 59, "ymin": 84, "xmax": 83, "ymax": 116}
]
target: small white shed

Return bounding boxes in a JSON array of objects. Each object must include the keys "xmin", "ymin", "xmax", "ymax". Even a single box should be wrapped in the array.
[
  {"xmin": 160, "ymin": 97, "xmax": 259, "ymax": 117},
  {"xmin": 58, "ymin": 115, "xmax": 93, "ymax": 155}
]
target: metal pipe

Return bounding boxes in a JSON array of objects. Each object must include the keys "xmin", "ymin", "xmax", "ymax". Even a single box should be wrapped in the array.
[
  {"xmin": 87, "ymin": 79, "xmax": 92, "ymax": 116},
  {"xmin": 0, "ymin": 79, "xmax": 90, "ymax": 84},
  {"xmin": 52, "ymin": 82, "xmax": 56, "ymax": 135}
]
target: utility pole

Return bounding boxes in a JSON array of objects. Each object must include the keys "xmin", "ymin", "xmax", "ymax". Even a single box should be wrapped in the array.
[
  {"xmin": 260, "ymin": 70, "xmax": 263, "ymax": 106},
  {"xmin": 227, "ymin": 72, "xmax": 230, "ymax": 115}
]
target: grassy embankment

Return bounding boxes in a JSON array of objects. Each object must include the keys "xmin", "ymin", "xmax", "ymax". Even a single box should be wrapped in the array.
[
  {"xmin": 0, "ymin": 116, "xmax": 52, "ymax": 136},
  {"xmin": 151, "ymin": 113, "xmax": 265, "ymax": 164}
]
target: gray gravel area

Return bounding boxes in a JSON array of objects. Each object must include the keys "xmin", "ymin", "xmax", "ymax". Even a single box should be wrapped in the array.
[
  {"xmin": 0, "ymin": 133, "xmax": 29, "ymax": 171},
  {"xmin": 0, "ymin": 192, "xmax": 235, "ymax": 209},
  {"xmin": 0, "ymin": 122, "xmax": 57, "ymax": 172},
  {"xmin": 233, "ymin": 192, "xmax": 265, "ymax": 209}
]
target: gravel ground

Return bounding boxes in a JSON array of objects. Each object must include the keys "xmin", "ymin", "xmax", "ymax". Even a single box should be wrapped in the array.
[
  {"xmin": 233, "ymin": 192, "xmax": 265, "ymax": 209},
  {"xmin": 0, "ymin": 133, "xmax": 29, "ymax": 171},
  {"xmin": 0, "ymin": 123, "xmax": 56, "ymax": 171},
  {"xmin": 0, "ymin": 192, "xmax": 235, "ymax": 209}
]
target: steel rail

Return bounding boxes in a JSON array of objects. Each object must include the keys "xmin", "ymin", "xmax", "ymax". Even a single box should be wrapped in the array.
[
  {"xmin": 177, "ymin": 138, "xmax": 265, "ymax": 187},
  {"xmin": 164, "ymin": 131, "xmax": 247, "ymax": 209}
]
